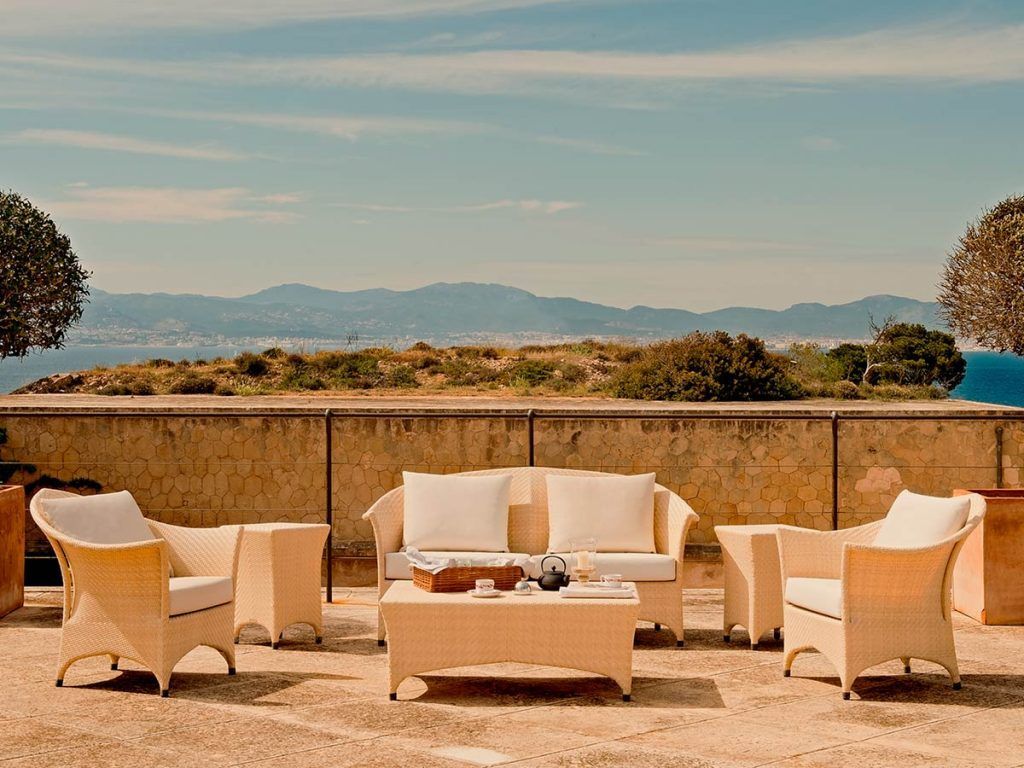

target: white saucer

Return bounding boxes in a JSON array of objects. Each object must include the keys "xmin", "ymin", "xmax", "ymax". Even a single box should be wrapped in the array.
[{"xmin": 467, "ymin": 589, "xmax": 502, "ymax": 598}]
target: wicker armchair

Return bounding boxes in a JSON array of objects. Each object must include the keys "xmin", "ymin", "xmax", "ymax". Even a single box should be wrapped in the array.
[
  {"xmin": 777, "ymin": 492, "xmax": 986, "ymax": 699},
  {"xmin": 363, "ymin": 466, "xmax": 699, "ymax": 646},
  {"xmin": 30, "ymin": 489, "xmax": 241, "ymax": 697}
]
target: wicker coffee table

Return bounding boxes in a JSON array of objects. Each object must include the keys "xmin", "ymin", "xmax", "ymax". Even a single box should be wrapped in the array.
[
  {"xmin": 716, "ymin": 524, "xmax": 784, "ymax": 649},
  {"xmin": 380, "ymin": 581, "xmax": 640, "ymax": 700}
]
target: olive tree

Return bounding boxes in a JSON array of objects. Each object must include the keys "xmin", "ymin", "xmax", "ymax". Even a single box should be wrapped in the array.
[
  {"xmin": 0, "ymin": 191, "xmax": 90, "ymax": 359},
  {"xmin": 938, "ymin": 195, "xmax": 1024, "ymax": 354}
]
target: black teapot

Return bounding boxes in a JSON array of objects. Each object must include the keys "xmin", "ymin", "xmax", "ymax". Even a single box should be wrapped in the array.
[{"xmin": 537, "ymin": 555, "xmax": 570, "ymax": 591}]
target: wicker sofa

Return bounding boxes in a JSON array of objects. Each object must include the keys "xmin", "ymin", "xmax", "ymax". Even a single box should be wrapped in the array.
[
  {"xmin": 363, "ymin": 467, "xmax": 699, "ymax": 646},
  {"xmin": 30, "ymin": 489, "xmax": 241, "ymax": 697}
]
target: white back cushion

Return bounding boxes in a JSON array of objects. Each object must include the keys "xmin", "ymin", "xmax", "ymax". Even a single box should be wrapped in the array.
[
  {"xmin": 873, "ymin": 490, "xmax": 970, "ymax": 548},
  {"xmin": 546, "ymin": 472, "xmax": 656, "ymax": 553},
  {"xmin": 402, "ymin": 472, "xmax": 511, "ymax": 552},
  {"xmin": 41, "ymin": 490, "xmax": 156, "ymax": 545}
]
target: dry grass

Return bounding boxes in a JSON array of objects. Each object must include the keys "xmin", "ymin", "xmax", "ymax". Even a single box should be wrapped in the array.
[{"xmin": 16, "ymin": 340, "xmax": 948, "ymax": 401}]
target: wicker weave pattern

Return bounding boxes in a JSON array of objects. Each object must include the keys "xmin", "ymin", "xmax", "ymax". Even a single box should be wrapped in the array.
[
  {"xmin": 716, "ymin": 524, "xmax": 784, "ymax": 647},
  {"xmin": 363, "ymin": 466, "xmax": 698, "ymax": 644},
  {"xmin": 777, "ymin": 494, "xmax": 986, "ymax": 697},
  {"xmin": 381, "ymin": 581, "xmax": 639, "ymax": 697},
  {"xmin": 233, "ymin": 523, "xmax": 330, "ymax": 645},
  {"xmin": 30, "ymin": 489, "xmax": 240, "ymax": 695}
]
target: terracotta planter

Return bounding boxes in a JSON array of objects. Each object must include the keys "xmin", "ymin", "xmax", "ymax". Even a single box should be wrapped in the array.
[
  {"xmin": 953, "ymin": 489, "xmax": 1024, "ymax": 625},
  {"xmin": 0, "ymin": 485, "xmax": 26, "ymax": 618}
]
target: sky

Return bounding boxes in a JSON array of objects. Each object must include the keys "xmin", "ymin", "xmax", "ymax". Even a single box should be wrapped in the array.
[{"xmin": 2, "ymin": 0, "xmax": 1023, "ymax": 312}]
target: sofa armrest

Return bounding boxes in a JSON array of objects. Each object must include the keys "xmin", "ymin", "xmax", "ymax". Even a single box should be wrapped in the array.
[
  {"xmin": 363, "ymin": 488, "xmax": 405, "ymax": 587},
  {"xmin": 661, "ymin": 489, "xmax": 699, "ymax": 562}
]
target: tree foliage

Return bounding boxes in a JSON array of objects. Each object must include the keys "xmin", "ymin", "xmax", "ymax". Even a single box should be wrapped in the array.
[
  {"xmin": 864, "ymin": 321, "xmax": 966, "ymax": 390},
  {"xmin": 938, "ymin": 195, "xmax": 1024, "ymax": 354},
  {"xmin": 610, "ymin": 331, "xmax": 801, "ymax": 401},
  {"xmin": 827, "ymin": 343, "xmax": 868, "ymax": 382},
  {"xmin": 0, "ymin": 191, "xmax": 91, "ymax": 359}
]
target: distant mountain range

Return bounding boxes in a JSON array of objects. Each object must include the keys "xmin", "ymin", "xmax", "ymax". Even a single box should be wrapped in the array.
[{"xmin": 72, "ymin": 282, "xmax": 945, "ymax": 347}]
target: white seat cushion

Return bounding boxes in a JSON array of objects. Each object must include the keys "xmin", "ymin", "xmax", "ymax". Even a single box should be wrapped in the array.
[
  {"xmin": 168, "ymin": 576, "xmax": 233, "ymax": 616},
  {"xmin": 40, "ymin": 490, "xmax": 155, "ymax": 545},
  {"xmin": 785, "ymin": 577, "xmax": 842, "ymax": 619},
  {"xmin": 385, "ymin": 551, "xmax": 532, "ymax": 581},
  {"xmin": 531, "ymin": 552, "xmax": 676, "ymax": 582},
  {"xmin": 402, "ymin": 472, "xmax": 512, "ymax": 552},
  {"xmin": 873, "ymin": 490, "xmax": 970, "ymax": 549},
  {"xmin": 546, "ymin": 473, "xmax": 656, "ymax": 553}
]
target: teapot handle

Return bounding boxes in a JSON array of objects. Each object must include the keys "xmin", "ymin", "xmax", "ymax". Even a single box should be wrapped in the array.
[{"xmin": 540, "ymin": 554, "xmax": 567, "ymax": 573}]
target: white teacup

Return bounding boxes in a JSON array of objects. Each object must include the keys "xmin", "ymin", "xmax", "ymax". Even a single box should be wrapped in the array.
[
  {"xmin": 600, "ymin": 573, "xmax": 623, "ymax": 588},
  {"xmin": 475, "ymin": 578, "xmax": 495, "ymax": 593}
]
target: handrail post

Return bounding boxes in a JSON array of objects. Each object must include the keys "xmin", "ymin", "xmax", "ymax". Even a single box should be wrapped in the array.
[
  {"xmin": 527, "ymin": 409, "xmax": 536, "ymax": 467},
  {"xmin": 831, "ymin": 411, "xmax": 839, "ymax": 530},
  {"xmin": 325, "ymin": 408, "xmax": 333, "ymax": 603},
  {"xmin": 996, "ymin": 425, "xmax": 1005, "ymax": 489}
]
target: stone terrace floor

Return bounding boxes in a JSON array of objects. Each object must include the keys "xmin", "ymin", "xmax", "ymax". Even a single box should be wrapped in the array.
[{"xmin": 3, "ymin": 589, "xmax": 1024, "ymax": 767}]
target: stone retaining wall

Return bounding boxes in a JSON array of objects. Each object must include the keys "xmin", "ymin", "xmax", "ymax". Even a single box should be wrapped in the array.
[{"xmin": 2, "ymin": 397, "xmax": 1020, "ymax": 586}]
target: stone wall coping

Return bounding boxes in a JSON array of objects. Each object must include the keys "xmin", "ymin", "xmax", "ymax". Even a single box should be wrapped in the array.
[{"xmin": 0, "ymin": 394, "xmax": 1020, "ymax": 417}]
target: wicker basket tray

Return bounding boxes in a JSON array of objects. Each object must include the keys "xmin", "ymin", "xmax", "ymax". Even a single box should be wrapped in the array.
[{"xmin": 412, "ymin": 564, "xmax": 524, "ymax": 593}]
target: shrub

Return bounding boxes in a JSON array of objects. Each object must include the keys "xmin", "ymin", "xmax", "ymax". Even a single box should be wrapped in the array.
[
  {"xmin": 832, "ymin": 380, "xmax": 861, "ymax": 400},
  {"xmin": 168, "ymin": 374, "xmax": 217, "ymax": 394},
  {"xmin": 214, "ymin": 384, "xmax": 236, "ymax": 396},
  {"xmin": 384, "ymin": 364, "xmax": 419, "ymax": 388},
  {"xmin": 97, "ymin": 381, "xmax": 155, "ymax": 396},
  {"xmin": 609, "ymin": 332, "xmax": 801, "ymax": 401},
  {"xmin": 312, "ymin": 351, "xmax": 384, "ymax": 388},
  {"xmin": 261, "ymin": 346, "xmax": 286, "ymax": 359},
  {"xmin": 279, "ymin": 367, "xmax": 326, "ymax": 391},
  {"xmin": 235, "ymin": 351, "xmax": 269, "ymax": 377},
  {"xmin": 146, "ymin": 358, "xmax": 175, "ymax": 368},
  {"xmin": 409, "ymin": 341, "xmax": 434, "ymax": 352},
  {"xmin": 440, "ymin": 358, "xmax": 499, "ymax": 387},
  {"xmin": 506, "ymin": 359, "xmax": 556, "ymax": 387}
]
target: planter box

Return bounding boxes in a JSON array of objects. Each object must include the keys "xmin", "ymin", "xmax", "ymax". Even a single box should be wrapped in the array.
[
  {"xmin": 953, "ymin": 489, "xmax": 1024, "ymax": 625},
  {"xmin": 0, "ymin": 485, "xmax": 26, "ymax": 618}
]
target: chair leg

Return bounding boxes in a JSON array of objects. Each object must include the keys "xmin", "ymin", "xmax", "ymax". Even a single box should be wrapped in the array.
[
  {"xmin": 901, "ymin": 656, "xmax": 911, "ymax": 674},
  {"xmin": 774, "ymin": 628, "xmax": 781, "ymax": 641},
  {"xmin": 654, "ymin": 623, "xmax": 661, "ymax": 632},
  {"xmin": 109, "ymin": 654, "xmax": 119, "ymax": 671}
]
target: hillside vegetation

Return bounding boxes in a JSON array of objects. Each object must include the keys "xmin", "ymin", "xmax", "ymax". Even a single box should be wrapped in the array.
[{"xmin": 18, "ymin": 329, "xmax": 960, "ymax": 401}]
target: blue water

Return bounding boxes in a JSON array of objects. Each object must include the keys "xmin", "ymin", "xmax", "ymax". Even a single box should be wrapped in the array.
[
  {"xmin": 1, "ymin": 346, "xmax": 1023, "ymax": 406},
  {"xmin": 951, "ymin": 351, "xmax": 1024, "ymax": 407}
]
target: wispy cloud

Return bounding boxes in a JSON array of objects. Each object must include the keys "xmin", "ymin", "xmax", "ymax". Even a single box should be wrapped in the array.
[
  {"xmin": 336, "ymin": 199, "xmax": 582, "ymax": 215},
  {"xmin": 7, "ymin": 128, "xmax": 248, "ymax": 161},
  {"xmin": 46, "ymin": 185, "xmax": 299, "ymax": 223},
  {"xmin": 151, "ymin": 109, "xmax": 488, "ymax": 141},
  {"xmin": 533, "ymin": 135, "xmax": 647, "ymax": 156},
  {"xmin": 645, "ymin": 236, "xmax": 815, "ymax": 254},
  {"xmin": 0, "ymin": 0, "xmax": 582, "ymax": 37},
  {"xmin": 10, "ymin": 22, "xmax": 1023, "ymax": 98},
  {"xmin": 801, "ymin": 136, "xmax": 842, "ymax": 151}
]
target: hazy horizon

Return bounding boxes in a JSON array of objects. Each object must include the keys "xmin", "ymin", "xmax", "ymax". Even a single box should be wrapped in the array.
[{"xmin": 4, "ymin": 1, "xmax": 1024, "ymax": 311}]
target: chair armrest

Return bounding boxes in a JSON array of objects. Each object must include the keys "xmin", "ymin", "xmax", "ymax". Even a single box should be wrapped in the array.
[
  {"xmin": 777, "ymin": 522, "xmax": 882, "ymax": 581},
  {"xmin": 57, "ymin": 537, "xmax": 170, "ymax": 622},
  {"xmin": 148, "ymin": 520, "xmax": 242, "ymax": 581},
  {"xmin": 842, "ymin": 517, "xmax": 981, "ymax": 622}
]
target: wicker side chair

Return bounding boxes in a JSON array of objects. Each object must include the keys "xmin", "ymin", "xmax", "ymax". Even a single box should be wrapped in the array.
[
  {"xmin": 30, "ymin": 489, "xmax": 241, "ymax": 697},
  {"xmin": 777, "ymin": 492, "xmax": 986, "ymax": 699}
]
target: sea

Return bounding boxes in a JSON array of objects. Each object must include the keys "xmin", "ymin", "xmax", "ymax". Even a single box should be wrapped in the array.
[{"xmin": 0, "ymin": 346, "xmax": 1022, "ymax": 407}]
